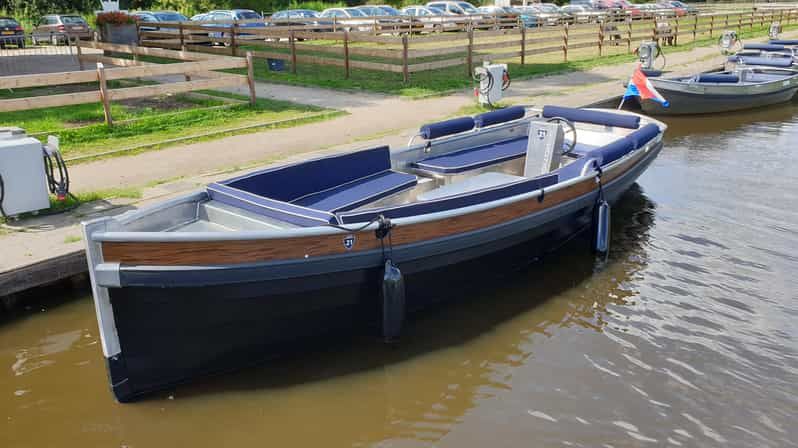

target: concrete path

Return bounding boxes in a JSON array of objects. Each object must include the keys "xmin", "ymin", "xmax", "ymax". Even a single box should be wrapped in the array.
[{"xmin": 1, "ymin": 30, "xmax": 795, "ymax": 294}]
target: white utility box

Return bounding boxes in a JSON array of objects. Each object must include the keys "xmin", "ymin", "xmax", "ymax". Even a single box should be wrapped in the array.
[
  {"xmin": 478, "ymin": 61, "xmax": 507, "ymax": 106},
  {"xmin": 0, "ymin": 128, "xmax": 50, "ymax": 217}
]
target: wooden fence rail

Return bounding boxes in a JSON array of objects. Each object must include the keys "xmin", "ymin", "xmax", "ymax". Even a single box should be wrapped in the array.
[
  {"xmin": 133, "ymin": 8, "xmax": 798, "ymax": 83},
  {"xmin": 0, "ymin": 41, "xmax": 255, "ymax": 123}
]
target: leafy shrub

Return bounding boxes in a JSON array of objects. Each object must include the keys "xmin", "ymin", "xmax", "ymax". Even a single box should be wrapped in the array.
[{"xmin": 96, "ymin": 11, "xmax": 136, "ymax": 25}]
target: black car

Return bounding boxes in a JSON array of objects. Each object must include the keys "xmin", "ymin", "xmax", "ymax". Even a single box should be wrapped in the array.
[{"xmin": 0, "ymin": 16, "xmax": 25, "ymax": 48}]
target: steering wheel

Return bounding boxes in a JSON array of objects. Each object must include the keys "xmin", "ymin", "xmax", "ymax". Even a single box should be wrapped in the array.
[{"xmin": 546, "ymin": 116, "xmax": 577, "ymax": 156}]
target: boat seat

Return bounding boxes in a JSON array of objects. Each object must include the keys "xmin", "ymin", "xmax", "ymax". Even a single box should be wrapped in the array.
[
  {"xmin": 292, "ymin": 170, "xmax": 417, "ymax": 212},
  {"xmin": 728, "ymin": 55, "xmax": 793, "ymax": 68},
  {"xmin": 413, "ymin": 137, "xmax": 527, "ymax": 174}
]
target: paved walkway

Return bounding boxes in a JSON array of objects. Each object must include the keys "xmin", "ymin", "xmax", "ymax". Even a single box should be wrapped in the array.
[{"xmin": 1, "ymin": 31, "xmax": 793, "ymax": 290}]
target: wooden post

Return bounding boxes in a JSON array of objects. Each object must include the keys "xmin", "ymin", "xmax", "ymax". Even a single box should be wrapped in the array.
[
  {"xmin": 693, "ymin": 14, "xmax": 697, "ymax": 42},
  {"xmin": 230, "ymin": 23, "xmax": 237, "ymax": 57},
  {"xmin": 674, "ymin": 17, "xmax": 679, "ymax": 45},
  {"xmin": 738, "ymin": 14, "xmax": 742, "ymax": 34},
  {"xmin": 332, "ymin": 16, "xmax": 337, "ymax": 33},
  {"xmin": 136, "ymin": 21, "xmax": 141, "ymax": 46},
  {"xmin": 179, "ymin": 23, "xmax": 185, "ymax": 51},
  {"xmin": 710, "ymin": 15, "xmax": 714, "ymax": 38},
  {"xmin": 597, "ymin": 22, "xmax": 603, "ymax": 56},
  {"xmin": 466, "ymin": 25, "xmax": 474, "ymax": 77},
  {"xmin": 289, "ymin": 31, "xmax": 297, "ymax": 74},
  {"xmin": 132, "ymin": 43, "xmax": 139, "ymax": 65},
  {"xmin": 76, "ymin": 40, "xmax": 84, "ymax": 70},
  {"xmin": 627, "ymin": 19, "xmax": 632, "ymax": 53},
  {"xmin": 562, "ymin": 22, "xmax": 568, "ymax": 62},
  {"xmin": 520, "ymin": 26, "xmax": 526, "ymax": 65},
  {"xmin": 96, "ymin": 63, "xmax": 112, "ymax": 126},
  {"xmin": 750, "ymin": 10, "xmax": 754, "ymax": 31},
  {"xmin": 725, "ymin": 14, "xmax": 729, "ymax": 28},
  {"xmin": 245, "ymin": 52, "xmax": 257, "ymax": 106},
  {"xmin": 402, "ymin": 34, "xmax": 409, "ymax": 83},
  {"xmin": 344, "ymin": 31, "xmax": 350, "ymax": 79}
]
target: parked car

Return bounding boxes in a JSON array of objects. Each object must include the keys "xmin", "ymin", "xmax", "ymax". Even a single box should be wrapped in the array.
[
  {"xmin": 375, "ymin": 5, "xmax": 403, "ymax": 16},
  {"xmin": 190, "ymin": 13, "xmax": 211, "ymax": 21},
  {"xmin": 204, "ymin": 9, "xmax": 265, "ymax": 42},
  {"xmin": 267, "ymin": 9, "xmax": 320, "ymax": 28},
  {"xmin": 131, "ymin": 11, "xmax": 188, "ymax": 32},
  {"xmin": 668, "ymin": 1, "xmax": 697, "ymax": 15},
  {"xmin": 401, "ymin": 5, "xmax": 460, "ymax": 31},
  {"xmin": 0, "ymin": 16, "xmax": 24, "ymax": 48},
  {"xmin": 426, "ymin": 1, "xmax": 480, "ymax": 16},
  {"xmin": 657, "ymin": 2, "xmax": 687, "ymax": 17},
  {"xmin": 319, "ymin": 8, "xmax": 373, "ymax": 32},
  {"xmin": 32, "ymin": 14, "xmax": 91, "ymax": 45},
  {"xmin": 561, "ymin": 4, "xmax": 606, "ymax": 23},
  {"xmin": 524, "ymin": 4, "xmax": 565, "ymax": 25}
]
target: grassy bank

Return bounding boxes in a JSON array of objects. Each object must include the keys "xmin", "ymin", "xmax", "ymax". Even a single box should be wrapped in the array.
[
  {"xmin": 0, "ymin": 88, "xmax": 342, "ymax": 163},
  {"xmin": 245, "ymin": 22, "xmax": 795, "ymax": 97}
]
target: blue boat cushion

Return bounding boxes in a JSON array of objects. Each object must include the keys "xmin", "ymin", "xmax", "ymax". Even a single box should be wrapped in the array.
[
  {"xmin": 413, "ymin": 137, "xmax": 527, "ymax": 174},
  {"xmin": 628, "ymin": 123, "xmax": 660, "ymax": 150},
  {"xmin": 293, "ymin": 170, "xmax": 417, "ymax": 212},
  {"xmin": 743, "ymin": 43, "xmax": 786, "ymax": 51},
  {"xmin": 419, "ymin": 117, "xmax": 475, "ymax": 140},
  {"xmin": 694, "ymin": 73, "xmax": 739, "ymax": 83},
  {"xmin": 729, "ymin": 56, "xmax": 793, "ymax": 68},
  {"xmin": 338, "ymin": 173, "xmax": 558, "ymax": 224},
  {"xmin": 220, "ymin": 146, "xmax": 393, "ymax": 202},
  {"xmin": 207, "ymin": 183, "xmax": 338, "ymax": 227},
  {"xmin": 542, "ymin": 105, "xmax": 641, "ymax": 129},
  {"xmin": 474, "ymin": 106, "xmax": 526, "ymax": 128},
  {"xmin": 770, "ymin": 39, "xmax": 798, "ymax": 45}
]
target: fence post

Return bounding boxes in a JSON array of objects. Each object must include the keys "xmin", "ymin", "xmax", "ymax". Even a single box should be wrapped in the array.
[
  {"xmin": 289, "ymin": 31, "xmax": 297, "ymax": 74},
  {"xmin": 231, "ymin": 23, "xmax": 237, "ymax": 57},
  {"xmin": 344, "ymin": 31, "xmax": 350, "ymax": 79},
  {"xmin": 749, "ymin": 10, "xmax": 753, "ymax": 31},
  {"xmin": 75, "ymin": 39, "xmax": 85, "ymax": 70},
  {"xmin": 96, "ymin": 63, "xmax": 113, "ymax": 126},
  {"xmin": 245, "ymin": 52, "xmax": 257, "ymax": 106},
  {"xmin": 710, "ymin": 15, "xmax": 714, "ymax": 38},
  {"xmin": 725, "ymin": 14, "xmax": 728, "ymax": 28},
  {"xmin": 673, "ymin": 17, "xmax": 679, "ymax": 45},
  {"xmin": 520, "ymin": 26, "xmax": 526, "ymax": 65},
  {"xmin": 562, "ymin": 23, "xmax": 568, "ymax": 62},
  {"xmin": 738, "ymin": 14, "xmax": 742, "ymax": 34},
  {"xmin": 179, "ymin": 23, "xmax": 185, "ymax": 51},
  {"xmin": 136, "ymin": 21, "xmax": 141, "ymax": 46},
  {"xmin": 332, "ymin": 16, "xmax": 337, "ymax": 32},
  {"xmin": 401, "ymin": 35, "xmax": 409, "ymax": 83},
  {"xmin": 597, "ymin": 22, "xmax": 603, "ymax": 56},
  {"xmin": 466, "ymin": 25, "xmax": 474, "ymax": 77},
  {"xmin": 627, "ymin": 19, "xmax": 632, "ymax": 53},
  {"xmin": 693, "ymin": 14, "xmax": 697, "ymax": 42}
]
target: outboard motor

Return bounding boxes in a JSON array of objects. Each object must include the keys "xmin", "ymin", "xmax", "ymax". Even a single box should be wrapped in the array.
[
  {"xmin": 769, "ymin": 22, "xmax": 781, "ymax": 40},
  {"xmin": 635, "ymin": 41, "xmax": 665, "ymax": 76},
  {"xmin": 719, "ymin": 30, "xmax": 741, "ymax": 55}
]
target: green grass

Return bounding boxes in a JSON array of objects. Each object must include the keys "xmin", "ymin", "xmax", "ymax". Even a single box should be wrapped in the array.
[
  {"xmin": 245, "ymin": 22, "xmax": 795, "ymax": 97},
  {"xmin": 0, "ymin": 187, "xmax": 142, "ymax": 226},
  {"xmin": 0, "ymin": 89, "xmax": 341, "ymax": 162},
  {"xmin": 63, "ymin": 235, "xmax": 82, "ymax": 244}
]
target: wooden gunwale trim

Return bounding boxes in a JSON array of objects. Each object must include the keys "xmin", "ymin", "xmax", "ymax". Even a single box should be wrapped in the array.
[{"xmin": 101, "ymin": 146, "xmax": 651, "ymax": 266}]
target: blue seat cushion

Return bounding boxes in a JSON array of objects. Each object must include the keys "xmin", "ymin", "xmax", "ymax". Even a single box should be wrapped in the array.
[
  {"xmin": 770, "ymin": 39, "xmax": 798, "ymax": 45},
  {"xmin": 474, "ymin": 106, "xmax": 526, "ymax": 128},
  {"xmin": 743, "ymin": 43, "xmax": 786, "ymax": 51},
  {"xmin": 413, "ymin": 137, "xmax": 527, "ymax": 174},
  {"xmin": 694, "ymin": 73, "xmax": 739, "ymax": 83},
  {"xmin": 728, "ymin": 56, "xmax": 793, "ymax": 68},
  {"xmin": 542, "ymin": 105, "xmax": 641, "ymax": 129},
  {"xmin": 419, "ymin": 117, "xmax": 475, "ymax": 140},
  {"xmin": 293, "ymin": 170, "xmax": 417, "ymax": 212},
  {"xmin": 219, "ymin": 146, "xmax": 392, "ymax": 202}
]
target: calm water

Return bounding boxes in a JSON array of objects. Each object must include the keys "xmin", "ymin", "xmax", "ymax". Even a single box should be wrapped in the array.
[{"xmin": 2, "ymin": 104, "xmax": 798, "ymax": 447}]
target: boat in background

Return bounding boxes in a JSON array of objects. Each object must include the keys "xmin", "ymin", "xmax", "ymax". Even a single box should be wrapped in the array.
[
  {"xmin": 82, "ymin": 105, "xmax": 665, "ymax": 402},
  {"xmin": 639, "ymin": 66, "xmax": 798, "ymax": 115}
]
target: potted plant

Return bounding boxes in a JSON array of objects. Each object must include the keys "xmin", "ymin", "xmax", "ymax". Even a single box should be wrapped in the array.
[{"xmin": 96, "ymin": 11, "xmax": 137, "ymax": 44}]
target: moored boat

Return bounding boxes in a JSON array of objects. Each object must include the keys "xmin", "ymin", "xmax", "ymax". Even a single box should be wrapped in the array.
[
  {"xmin": 82, "ymin": 105, "xmax": 666, "ymax": 402},
  {"xmin": 639, "ymin": 67, "xmax": 798, "ymax": 115}
]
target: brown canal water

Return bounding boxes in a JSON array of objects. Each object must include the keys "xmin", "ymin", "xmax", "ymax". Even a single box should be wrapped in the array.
[{"xmin": 2, "ymin": 104, "xmax": 798, "ymax": 448}]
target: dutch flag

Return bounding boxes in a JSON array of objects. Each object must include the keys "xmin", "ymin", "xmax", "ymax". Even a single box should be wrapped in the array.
[{"xmin": 623, "ymin": 66, "xmax": 669, "ymax": 108}]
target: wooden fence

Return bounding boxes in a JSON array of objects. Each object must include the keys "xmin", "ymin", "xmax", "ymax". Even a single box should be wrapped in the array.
[
  {"xmin": 135, "ymin": 7, "xmax": 798, "ymax": 83},
  {"xmin": 0, "ymin": 41, "xmax": 256, "ymax": 124}
]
